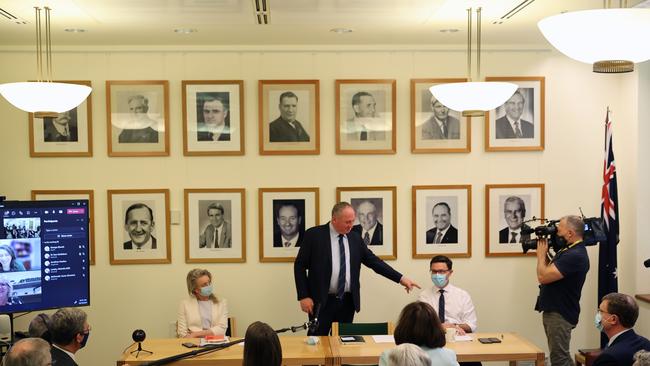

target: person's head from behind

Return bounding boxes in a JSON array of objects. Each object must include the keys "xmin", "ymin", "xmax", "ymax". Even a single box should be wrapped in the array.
[
  {"xmin": 243, "ymin": 321, "xmax": 281, "ymax": 366},
  {"xmin": 386, "ymin": 343, "xmax": 431, "ymax": 366},
  {"xmin": 331, "ymin": 202, "xmax": 355, "ymax": 235},
  {"xmin": 504, "ymin": 90, "xmax": 525, "ymax": 121},
  {"xmin": 598, "ymin": 292, "xmax": 639, "ymax": 334},
  {"xmin": 49, "ymin": 308, "xmax": 89, "ymax": 353},
  {"xmin": 394, "ymin": 301, "xmax": 446, "ymax": 348},
  {"xmin": 206, "ymin": 203, "xmax": 225, "ymax": 228},
  {"xmin": 356, "ymin": 201, "xmax": 378, "ymax": 231},
  {"xmin": 432, "ymin": 202, "xmax": 451, "ymax": 231},
  {"xmin": 430, "ymin": 96, "xmax": 449, "ymax": 121},
  {"xmin": 28, "ymin": 314, "xmax": 50, "ymax": 339},
  {"xmin": 124, "ymin": 203, "xmax": 155, "ymax": 247},
  {"xmin": 558, "ymin": 215, "xmax": 585, "ymax": 243},
  {"xmin": 633, "ymin": 350, "xmax": 650, "ymax": 366},
  {"xmin": 186, "ymin": 268, "xmax": 217, "ymax": 302},
  {"xmin": 276, "ymin": 203, "xmax": 301, "ymax": 240},
  {"xmin": 2, "ymin": 337, "xmax": 51, "ymax": 366},
  {"xmin": 352, "ymin": 91, "xmax": 376, "ymax": 118},
  {"xmin": 202, "ymin": 97, "xmax": 228, "ymax": 127},
  {"xmin": 503, "ymin": 196, "xmax": 526, "ymax": 231},
  {"xmin": 0, "ymin": 245, "xmax": 18, "ymax": 271},
  {"xmin": 278, "ymin": 92, "xmax": 298, "ymax": 123}
]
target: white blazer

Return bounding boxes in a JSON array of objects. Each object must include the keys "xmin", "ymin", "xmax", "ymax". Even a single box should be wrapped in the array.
[{"xmin": 177, "ymin": 297, "xmax": 229, "ymax": 337}]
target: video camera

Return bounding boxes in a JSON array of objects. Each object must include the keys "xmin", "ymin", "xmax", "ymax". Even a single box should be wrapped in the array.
[{"xmin": 521, "ymin": 215, "xmax": 606, "ymax": 255}]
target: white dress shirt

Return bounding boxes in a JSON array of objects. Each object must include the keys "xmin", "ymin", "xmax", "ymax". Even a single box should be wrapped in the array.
[
  {"xmin": 328, "ymin": 223, "xmax": 351, "ymax": 294},
  {"xmin": 418, "ymin": 283, "xmax": 477, "ymax": 332},
  {"xmin": 362, "ymin": 223, "xmax": 378, "ymax": 243},
  {"xmin": 281, "ymin": 233, "xmax": 300, "ymax": 247}
]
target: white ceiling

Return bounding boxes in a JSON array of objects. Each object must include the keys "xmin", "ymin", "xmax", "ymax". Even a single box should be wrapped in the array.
[{"xmin": 0, "ymin": 0, "xmax": 642, "ymax": 47}]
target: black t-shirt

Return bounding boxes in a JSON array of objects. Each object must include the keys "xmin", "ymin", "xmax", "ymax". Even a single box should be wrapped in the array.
[{"xmin": 535, "ymin": 243, "xmax": 590, "ymax": 325}]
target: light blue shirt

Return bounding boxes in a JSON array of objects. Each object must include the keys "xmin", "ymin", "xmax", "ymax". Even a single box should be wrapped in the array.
[{"xmin": 379, "ymin": 345, "xmax": 459, "ymax": 366}]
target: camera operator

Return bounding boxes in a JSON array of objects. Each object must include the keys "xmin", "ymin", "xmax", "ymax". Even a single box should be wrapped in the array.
[{"xmin": 534, "ymin": 215, "xmax": 590, "ymax": 366}]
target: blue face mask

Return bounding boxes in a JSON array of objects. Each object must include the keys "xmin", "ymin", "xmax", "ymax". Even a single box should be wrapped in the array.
[
  {"xmin": 199, "ymin": 284, "xmax": 213, "ymax": 297},
  {"xmin": 431, "ymin": 274, "xmax": 448, "ymax": 288},
  {"xmin": 594, "ymin": 312, "xmax": 611, "ymax": 332}
]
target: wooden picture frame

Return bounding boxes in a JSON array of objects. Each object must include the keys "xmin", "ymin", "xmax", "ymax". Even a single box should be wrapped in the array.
[
  {"xmin": 336, "ymin": 186, "xmax": 397, "ymax": 260},
  {"xmin": 336, "ymin": 79, "xmax": 396, "ymax": 154},
  {"xmin": 258, "ymin": 187, "xmax": 319, "ymax": 262},
  {"xmin": 258, "ymin": 80, "xmax": 320, "ymax": 155},
  {"xmin": 31, "ymin": 189, "xmax": 96, "ymax": 265},
  {"xmin": 410, "ymin": 78, "xmax": 471, "ymax": 153},
  {"xmin": 28, "ymin": 80, "xmax": 93, "ymax": 157},
  {"xmin": 412, "ymin": 185, "xmax": 472, "ymax": 258},
  {"xmin": 485, "ymin": 183, "xmax": 545, "ymax": 257},
  {"xmin": 183, "ymin": 188, "xmax": 246, "ymax": 263},
  {"xmin": 106, "ymin": 80, "xmax": 170, "ymax": 157},
  {"xmin": 107, "ymin": 189, "xmax": 170, "ymax": 264},
  {"xmin": 485, "ymin": 76, "xmax": 545, "ymax": 152},
  {"xmin": 182, "ymin": 80, "xmax": 245, "ymax": 156}
]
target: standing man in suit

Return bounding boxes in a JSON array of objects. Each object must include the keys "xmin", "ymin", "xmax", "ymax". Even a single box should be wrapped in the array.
[
  {"xmin": 273, "ymin": 202, "xmax": 304, "ymax": 248},
  {"xmin": 593, "ymin": 292, "xmax": 650, "ymax": 366},
  {"xmin": 199, "ymin": 203, "xmax": 232, "ymax": 249},
  {"xmin": 421, "ymin": 97, "xmax": 460, "ymax": 140},
  {"xmin": 49, "ymin": 308, "xmax": 90, "ymax": 366},
  {"xmin": 351, "ymin": 200, "xmax": 382, "ymax": 246},
  {"xmin": 123, "ymin": 203, "xmax": 157, "ymax": 250},
  {"xmin": 346, "ymin": 91, "xmax": 385, "ymax": 141},
  {"xmin": 44, "ymin": 110, "xmax": 78, "ymax": 142},
  {"xmin": 426, "ymin": 202, "xmax": 458, "ymax": 244},
  {"xmin": 294, "ymin": 202, "xmax": 420, "ymax": 335},
  {"xmin": 499, "ymin": 196, "xmax": 531, "ymax": 244},
  {"xmin": 3, "ymin": 337, "xmax": 51, "ymax": 366},
  {"xmin": 495, "ymin": 90, "xmax": 534, "ymax": 139},
  {"xmin": 269, "ymin": 91, "xmax": 310, "ymax": 142},
  {"xmin": 118, "ymin": 95, "xmax": 159, "ymax": 143},
  {"xmin": 197, "ymin": 96, "xmax": 230, "ymax": 142}
]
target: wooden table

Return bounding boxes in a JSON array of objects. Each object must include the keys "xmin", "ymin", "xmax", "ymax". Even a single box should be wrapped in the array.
[
  {"xmin": 116, "ymin": 336, "xmax": 332, "ymax": 366},
  {"xmin": 328, "ymin": 332, "xmax": 544, "ymax": 366}
]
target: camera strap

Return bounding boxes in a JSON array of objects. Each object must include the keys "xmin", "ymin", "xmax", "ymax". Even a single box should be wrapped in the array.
[{"xmin": 551, "ymin": 239, "xmax": 583, "ymax": 261}]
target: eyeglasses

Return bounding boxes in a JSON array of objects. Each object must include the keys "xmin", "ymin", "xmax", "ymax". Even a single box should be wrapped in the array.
[{"xmin": 430, "ymin": 270, "xmax": 450, "ymax": 274}]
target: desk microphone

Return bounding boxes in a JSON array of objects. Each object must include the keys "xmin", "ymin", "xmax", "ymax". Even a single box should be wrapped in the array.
[
  {"xmin": 644, "ymin": 258, "xmax": 650, "ymax": 268},
  {"xmin": 131, "ymin": 329, "xmax": 153, "ymax": 358},
  {"xmin": 308, "ymin": 303, "xmax": 321, "ymax": 334}
]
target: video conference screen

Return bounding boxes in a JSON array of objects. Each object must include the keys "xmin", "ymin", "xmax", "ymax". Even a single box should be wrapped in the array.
[{"xmin": 0, "ymin": 200, "xmax": 90, "ymax": 314}]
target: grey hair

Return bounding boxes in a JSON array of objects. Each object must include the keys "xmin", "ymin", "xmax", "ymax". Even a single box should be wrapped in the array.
[
  {"xmin": 331, "ymin": 202, "xmax": 353, "ymax": 218},
  {"xmin": 562, "ymin": 215, "xmax": 584, "ymax": 238},
  {"xmin": 49, "ymin": 308, "xmax": 87, "ymax": 346},
  {"xmin": 634, "ymin": 350, "xmax": 650, "ymax": 366},
  {"xmin": 2, "ymin": 338, "xmax": 51, "ymax": 366},
  {"xmin": 186, "ymin": 268, "xmax": 218, "ymax": 303},
  {"xmin": 386, "ymin": 343, "xmax": 431, "ymax": 366}
]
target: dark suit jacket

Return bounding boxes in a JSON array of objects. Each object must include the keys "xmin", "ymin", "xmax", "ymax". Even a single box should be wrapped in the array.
[
  {"xmin": 351, "ymin": 222, "xmax": 383, "ymax": 246},
  {"xmin": 294, "ymin": 223, "xmax": 402, "ymax": 312},
  {"xmin": 196, "ymin": 122, "xmax": 230, "ymax": 141},
  {"xmin": 269, "ymin": 117, "xmax": 310, "ymax": 142},
  {"xmin": 421, "ymin": 115, "xmax": 460, "ymax": 140},
  {"xmin": 593, "ymin": 329, "xmax": 650, "ymax": 366},
  {"xmin": 43, "ymin": 120, "xmax": 78, "ymax": 142},
  {"xmin": 499, "ymin": 224, "xmax": 532, "ymax": 244},
  {"xmin": 199, "ymin": 221, "xmax": 232, "ymax": 248},
  {"xmin": 495, "ymin": 116, "xmax": 534, "ymax": 139},
  {"xmin": 425, "ymin": 225, "xmax": 458, "ymax": 244},
  {"xmin": 118, "ymin": 127, "xmax": 159, "ymax": 143},
  {"xmin": 51, "ymin": 346, "xmax": 78, "ymax": 366},
  {"xmin": 123, "ymin": 236, "xmax": 157, "ymax": 249}
]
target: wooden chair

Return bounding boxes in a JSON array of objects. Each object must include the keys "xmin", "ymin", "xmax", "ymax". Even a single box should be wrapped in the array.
[{"xmin": 331, "ymin": 321, "xmax": 394, "ymax": 336}]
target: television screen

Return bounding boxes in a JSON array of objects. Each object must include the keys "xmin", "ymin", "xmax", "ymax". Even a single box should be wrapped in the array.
[{"xmin": 0, "ymin": 200, "xmax": 90, "ymax": 314}]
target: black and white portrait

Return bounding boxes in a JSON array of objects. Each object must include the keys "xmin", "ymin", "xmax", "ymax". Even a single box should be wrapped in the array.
[
  {"xmin": 424, "ymin": 197, "xmax": 458, "ymax": 245},
  {"xmin": 494, "ymin": 89, "xmax": 535, "ymax": 139},
  {"xmin": 195, "ymin": 92, "xmax": 231, "ymax": 142},
  {"xmin": 122, "ymin": 202, "xmax": 157, "ymax": 250},
  {"xmin": 272, "ymin": 199, "xmax": 305, "ymax": 248},
  {"xmin": 198, "ymin": 200, "xmax": 232, "ymax": 249},
  {"xmin": 350, "ymin": 198, "xmax": 383, "ymax": 246},
  {"xmin": 43, "ymin": 109, "xmax": 78, "ymax": 142}
]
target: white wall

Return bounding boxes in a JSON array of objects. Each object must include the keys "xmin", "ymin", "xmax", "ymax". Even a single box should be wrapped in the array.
[{"xmin": 0, "ymin": 47, "xmax": 645, "ymax": 365}]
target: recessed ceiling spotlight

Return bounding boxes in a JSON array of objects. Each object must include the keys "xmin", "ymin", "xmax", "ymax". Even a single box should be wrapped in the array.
[
  {"xmin": 330, "ymin": 28, "xmax": 353, "ymax": 34},
  {"xmin": 439, "ymin": 28, "xmax": 459, "ymax": 33},
  {"xmin": 64, "ymin": 28, "xmax": 86, "ymax": 33},
  {"xmin": 174, "ymin": 28, "xmax": 198, "ymax": 34}
]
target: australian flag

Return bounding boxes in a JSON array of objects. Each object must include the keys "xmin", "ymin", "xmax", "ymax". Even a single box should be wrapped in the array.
[{"xmin": 598, "ymin": 108, "xmax": 619, "ymax": 347}]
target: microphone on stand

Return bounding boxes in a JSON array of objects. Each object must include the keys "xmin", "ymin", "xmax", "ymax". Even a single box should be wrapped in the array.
[
  {"xmin": 308, "ymin": 303, "xmax": 321, "ymax": 334},
  {"xmin": 131, "ymin": 329, "xmax": 153, "ymax": 357}
]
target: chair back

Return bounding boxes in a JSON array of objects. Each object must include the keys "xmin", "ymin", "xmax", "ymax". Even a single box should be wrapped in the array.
[{"xmin": 331, "ymin": 321, "xmax": 393, "ymax": 336}]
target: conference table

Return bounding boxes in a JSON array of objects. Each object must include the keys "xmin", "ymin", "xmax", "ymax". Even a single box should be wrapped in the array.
[{"xmin": 116, "ymin": 332, "xmax": 543, "ymax": 366}]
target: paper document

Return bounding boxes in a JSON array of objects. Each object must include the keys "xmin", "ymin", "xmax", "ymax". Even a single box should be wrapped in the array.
[
  {"xmin": 372, "ymin": 335, "xmax": 395, "ymax": 343},
  {"xmin": 199, "ymin": 335, "xmax": 229, "ymax": 347},
  {"xmin": 454, "ymin": 335, "xmax": 473, "ymax": 342}
]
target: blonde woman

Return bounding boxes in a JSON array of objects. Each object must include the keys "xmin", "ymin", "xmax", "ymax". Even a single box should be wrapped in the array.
[{"xmin": 177, "ymin": 268, "xmax": 228, "ymax": 338}]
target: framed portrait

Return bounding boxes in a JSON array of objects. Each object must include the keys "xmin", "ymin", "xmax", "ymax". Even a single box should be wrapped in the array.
[
  {"xmin": 336, "ymin": 79, "xmax": 396, "ymax": 154},
  {"xmin": 410, "ymin": 78, "xmax": 471, "ymax": 153},
  {"xmin": 485, "ymin": 76, "xmax": 545, "ymax": 152},
  {"xmin": 336, "ymin": 186, "xmax": 397, "ymax": 260},
  {"xmin": 184, "ymin": 189, "xmax": 246, "ymax": 263},
  {"xmin": 485, "ymin": 183, "xmax": 545, "ymax": 257},
  {"xmin": 412, "ymin": 185, "xmax": 472, "ymax": 259},
  {"xmin": 258, "ymin": 80, "xmax": 320, "ymax": 155},
  {"xmin": 182, "ymin": 80, "xmax": 245, "ymax": 156},
  {"xmin": 258, "ymin": 188, "xmax": 319, "ymax": 262},
  {"xmin": 31, "ymin": 189, "xmax": 95, "ymax": 265},
  {"xmin": 28, "ymin": 80, "xmax": 93, "ymax": 157},
  {"xmin": 107, "ymin": 189, "xmax": 170, "ymax": 264},
  {"xmin": 106, "ymin": 80, "xmax": 170, "ymax": 157}
]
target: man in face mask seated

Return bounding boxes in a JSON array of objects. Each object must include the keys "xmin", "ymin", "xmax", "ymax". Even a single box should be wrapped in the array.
[{"xmin": 49, "ymin": 308, "xmax": 91, "ymax": 366}]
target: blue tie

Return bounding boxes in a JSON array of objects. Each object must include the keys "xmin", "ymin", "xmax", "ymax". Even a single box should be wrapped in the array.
[{"xmin": 337, "ymin": 234, "xmax": 346, "ymax": 299}]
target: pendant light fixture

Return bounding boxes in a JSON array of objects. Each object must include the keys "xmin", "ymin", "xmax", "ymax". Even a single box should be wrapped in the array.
[
  {"xmin": 430, "ymin": 8, "xmax": 517, "ymax": 117},
  {"xmin": 538, "ymin": 3, "xmax": 650, "ymax": 73},
  {"xmin": 0, "ymin": 7, "xmax": 92, "ymax": 118}
]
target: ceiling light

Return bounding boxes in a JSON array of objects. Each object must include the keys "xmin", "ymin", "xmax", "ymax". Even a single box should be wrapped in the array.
[
  {"xmin": 430, "ymin": 8, "xmax": 517, "ymax": 117},
  {"xmin": 174, "ymin": 28, "xmax": 198, "ymax": 34},
  {"xmin": 439, "ymin": 28, "xmax": 459, "ymax": 33},
  {"xmin": 64, "ymin": 28, "xmax": 87, "ymax": 33},
  {"xmin": 0, "ymin": 7, "xmax": 91, "ymax": 118},
  {"xmin": 538, "ymin": 8, "xmax": 650, "ymax": 73},
  {"xmin": 330, "ymin": 28, "xmax": 353, "ymax": 34}
]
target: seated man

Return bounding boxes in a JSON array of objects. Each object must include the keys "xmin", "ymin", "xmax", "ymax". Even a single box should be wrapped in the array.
[
  {"xmin": 2, "ymin": 337, "xmax": 51, "ymax": 366},
  {"xmin": 49, "ymin": 308, "xmax": 91, "ymax": 366},
  {"xmin": 28, "ymin": 313, "xmax": 50, "ymax": 340},
  {"xmin": 594, "ymin": 292, "xmax": 650, "ymax": 366}
]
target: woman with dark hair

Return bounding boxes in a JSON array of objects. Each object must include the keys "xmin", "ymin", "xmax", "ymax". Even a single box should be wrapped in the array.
[
  {"xmin": 0, "ymin": 245, "xmax": 25, "ymax": 272},
  {"xmin": 379, "ymin": 301, "xmax": 459, "ymax": 366},
  {"xmin": 177, "ymin": 268, "xmax": 228, "ymax": 338},
  {"xmin": 243, "ymin": 321, "xmax": 282, "ymax": 366}
]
